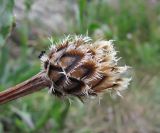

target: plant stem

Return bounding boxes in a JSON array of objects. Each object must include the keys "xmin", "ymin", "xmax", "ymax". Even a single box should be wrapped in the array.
[{"xmin": 0, "ymin": 71, "xmax": 51, "ymax": 104}]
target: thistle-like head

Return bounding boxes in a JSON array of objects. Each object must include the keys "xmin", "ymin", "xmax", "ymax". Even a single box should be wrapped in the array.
[{"xmin": 39, "ymin": 35, "xmax": 131, "ymax": 100}]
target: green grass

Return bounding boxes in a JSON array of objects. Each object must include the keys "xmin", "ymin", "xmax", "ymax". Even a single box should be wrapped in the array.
[{"xmin": 0, "ymin": 0, "xmax": 160, "ymax": 133}]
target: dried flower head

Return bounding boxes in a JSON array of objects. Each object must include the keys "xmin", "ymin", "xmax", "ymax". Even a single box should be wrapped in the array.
[
  {"xmin": 0, "ymin": 35, "xmax": 131, "ymax": 104},
  {"xmin": 40, "ymin": 35, "xmax": 131, "ymax": 100}
]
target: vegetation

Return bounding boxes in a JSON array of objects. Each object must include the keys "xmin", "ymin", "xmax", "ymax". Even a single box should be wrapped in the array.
[{"xmin": 0, "ymin": 0, "xmax": 160, "ymax": 133}]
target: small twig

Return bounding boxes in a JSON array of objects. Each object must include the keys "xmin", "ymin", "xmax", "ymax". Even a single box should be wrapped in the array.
[{"xmin": 0, "ymin": 71, "xmax": 51, "ymax": 104}]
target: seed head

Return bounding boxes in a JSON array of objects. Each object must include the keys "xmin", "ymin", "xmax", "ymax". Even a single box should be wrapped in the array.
[{"xmin": 40, "ymin": 35, "xmax": 131, "ymax": 100}]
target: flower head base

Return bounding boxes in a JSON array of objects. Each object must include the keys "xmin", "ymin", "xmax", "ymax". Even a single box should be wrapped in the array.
[{"xmin": 40, "ymin": 35, "xmax": 131, "ymax": 100}]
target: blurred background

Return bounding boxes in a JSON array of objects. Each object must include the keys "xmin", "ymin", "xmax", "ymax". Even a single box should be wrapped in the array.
[{"xmin": 0, "ymin": 0, "xmax": 160, "ymax": 133}]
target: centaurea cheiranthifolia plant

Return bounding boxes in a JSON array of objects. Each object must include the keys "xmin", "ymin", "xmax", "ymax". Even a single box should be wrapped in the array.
[{"xmin": 0, "ymin": 35, "xmax": 131, "ymax": 104}]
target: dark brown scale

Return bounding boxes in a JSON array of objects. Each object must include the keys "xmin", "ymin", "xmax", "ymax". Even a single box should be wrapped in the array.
[
  {"xmin": 49, "ymin": 64, "xmax": 63, "ymax": 71},
  {"xmin": 60, "ymin": 56, "xmax": 75, "ymax": 69},
  {"xmin": 54, "ymin": 75, "xmax": 66, "ymax": 87},
  {"xmin": 91, "ymin": 75, "xmax": 107, "ymax": 88},
  {"xmin": 54, "ymin": 48, "xmax": 67, "ymax": 63},
  {"xmin": 80, "ymin": 61, "xmax": 96, "ymax": 79},
  {"xmin": 91, "ymin": 75, "xmax": 118, "ymax": 92},
  {"xmin": 70, "ymin": 67, "xmax": 88, "ymax": 79},
  {"xmin": 48, "ymin": 44, "xmax": 65, "ymax": 59},
  {"xmin": 63, "ymin": 77, "xmax": 85, "ymax": 95},
  {"xmin": 60, "ymin": 49, "xmax": 85, "ymax": 73},
  {"xmin": 48, "ymin": 64, "xmax": 68, "ymax": 89},
  {"xmin": 48, "ymin": 64, "xmax": 63, "ymax": 82},
  {"xmin": 48, "ymin": 43, "xmax": 69, "ymax": 65},
  {"xmin": 70, "ymin": 61, "xmax": 96, "ymax": 80},
  {"xmin": 64, "ymin": 55, "xmax": 81, "ymax": 73}
]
